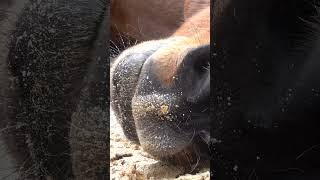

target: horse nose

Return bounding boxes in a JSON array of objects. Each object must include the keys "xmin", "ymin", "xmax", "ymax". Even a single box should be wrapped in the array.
[{"xmin": 178, "ymin": 44, "xmax": 210, "ymax": 104}]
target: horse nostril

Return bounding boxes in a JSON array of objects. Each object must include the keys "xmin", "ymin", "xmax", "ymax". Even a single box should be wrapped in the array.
[
  {"xmin": 192, "ymin": 49, "xmax": 210, "ymax": 76},
  {"xmin": 178, "ymin": 44, "xmax": 210, "ymax": 103}
]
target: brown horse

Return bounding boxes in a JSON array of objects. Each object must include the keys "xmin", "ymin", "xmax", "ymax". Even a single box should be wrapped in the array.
[{"xmin": 111, "ymin": 0, "xmax": 210, "ymax": 164}]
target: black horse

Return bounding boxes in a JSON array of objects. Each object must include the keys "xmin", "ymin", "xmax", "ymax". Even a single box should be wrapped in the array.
[
  {"xmin": 0, "ymin": 0, "xmax": 109, "ymax": 179},
  {"xmin": 213, "ymin": 0, "xmax": 320, "ymax": 179}
]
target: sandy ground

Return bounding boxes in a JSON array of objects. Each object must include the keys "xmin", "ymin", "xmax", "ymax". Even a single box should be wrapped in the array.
[{"xmin": 110, "ymin": 110, "xmax": 210, "ymax": 180}]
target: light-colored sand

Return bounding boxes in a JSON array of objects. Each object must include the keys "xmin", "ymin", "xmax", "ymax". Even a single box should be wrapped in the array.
[{"xmin": 110, "ymin": 111, "xmax": 210, "ymax": 180}]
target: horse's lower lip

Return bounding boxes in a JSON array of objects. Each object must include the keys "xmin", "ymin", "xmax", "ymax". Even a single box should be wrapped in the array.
[{"xmin": 190, "ymin": 131, "xmax": 211, "ymax": 158}]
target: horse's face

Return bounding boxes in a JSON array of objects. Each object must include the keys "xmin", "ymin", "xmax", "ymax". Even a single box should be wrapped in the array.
[{"xmin": 111, "ymin": 36, "xmax": 210, "ymax": 163}]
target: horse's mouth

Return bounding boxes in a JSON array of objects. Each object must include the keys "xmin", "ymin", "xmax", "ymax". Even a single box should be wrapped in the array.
[{"xmin": 111, "ymin": 37, "xmax": 210, "ymax": 164}]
